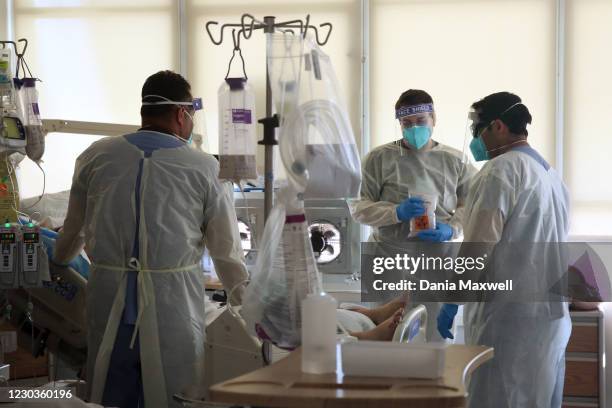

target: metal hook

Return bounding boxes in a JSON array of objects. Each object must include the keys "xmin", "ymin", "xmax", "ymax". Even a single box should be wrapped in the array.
[
  {"xmin": 225, "ymin": 31, "xmax": 248, "ymax": 80},
  {"xmin": 16, "ymin": 38, "xmax": 28, "ymax": 58},
  {"xmin": 232, "ymin": 29, "xmax": 240, "ymax": 50},
  {"xmin": 303, "ymin": 15, "xmax": 311, "ymax": 39},
  {"xmin": 205, "ymin": 16, "xmax": 332, "ymax": 48},
  {"xmin": 15, "ymin": 38, "xmax": 33, "ymax": 79},
  {"xmin": 309, "ymin": 23, "xmax": 333, "ymax": 46},
  {"xmin": 275, "ymin": 19, "xmax": 303, "ymax": 35},
  {"xmin": 205, "ymin": 21, "xmax": 223, "ymax": 45},
  {"xmin": 0, "ymin": 41, "xmax": 17, "ymax": 54},
  {"xmin": 241, "ymin": 14, "xmax": 257, "ymax": 39},
  {"xmin": 315, "ymin": 23, "xmax": 333, "ymax": 46}
]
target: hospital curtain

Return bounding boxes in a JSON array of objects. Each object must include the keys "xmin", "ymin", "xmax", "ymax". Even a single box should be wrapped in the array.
[
  {"xmin": 369, "ymin": 0, "xmax": 556, "ymax": 163},
  {"xmin": 564, "ymin": 0, "xmax": 612, "ymax": 238}
]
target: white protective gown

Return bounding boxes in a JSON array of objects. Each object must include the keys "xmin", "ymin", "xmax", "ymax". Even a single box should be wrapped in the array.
[
  {"xmin": 351, "ymin": 140, "xmax": 476, "ymax": 243},
  {"xmin": 461, "ymin": 147, "xmax": 571, "ymax": 408},
  {"xmin": 54, "ymin": 131, "xmax": 248, "ymax": 407},
  {"xmin": 351, "ymin": 140, "xmax": 476, "ymax": 340}
]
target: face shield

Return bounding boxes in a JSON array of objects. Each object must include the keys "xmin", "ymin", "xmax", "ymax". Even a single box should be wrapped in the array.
[
  {"xmin": 462, "ymin": 108, "xmax": 490, "ymax": 165},
  {"xmin": 463, "ymin": 102, "xmax": 527, "ymax": 164},
  {"xmin": 395, "ymin": 104, "xmax": 435, "ymax": 151},
  {"xmin": 141, "ymin": 95, "xmax": 207, "ymax": 150}
]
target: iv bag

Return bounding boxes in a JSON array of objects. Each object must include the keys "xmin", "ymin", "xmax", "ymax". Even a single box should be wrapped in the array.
[
  {"xmin": 20, "ymin": 78, "xmax": 45, "ymax": 162},
  {"xmin": 267, "ymin": 33, "xmax": 362, "ymax": 199},
  {"xmin": 218, "ymin": 78, "xmax": 257, "ymax": 182},
  {"xmin": 241, "ymin": 184, "xmax": 323, "ymax": 349},
  {"xmin": 0, "ymin": 81, "xmax": 26, "ymax": 157},
  {"xmin": 0, "ymin": 49, "xmax": 16, "ymax": 110}
]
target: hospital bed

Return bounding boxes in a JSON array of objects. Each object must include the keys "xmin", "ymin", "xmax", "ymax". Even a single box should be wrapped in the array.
[
  {"xmin": 4, "ymin": 265, "xmax": 87, "ymax": 374},
  {"xmin": 4, "ymin": 268, "xmax": 427, "ymax": 403},
  {"xmin": 13, "ymin": 192, "xmax": 428, "ymax": 402}
]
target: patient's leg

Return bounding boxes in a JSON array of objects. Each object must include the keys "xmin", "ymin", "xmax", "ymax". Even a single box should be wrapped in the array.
[
  {"xmin": 349, "ymin": 308, "xmax": 403, "ymax": 341},
  {"xmin": 349, "ymin": 296, "xmax": 407, "ymax": 325}
]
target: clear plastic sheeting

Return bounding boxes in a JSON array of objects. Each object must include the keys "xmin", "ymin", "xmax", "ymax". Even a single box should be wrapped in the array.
[
  {"xmin": 241, "ymin": 185, "xmax": 323, "ymax": 349},
  {"xmin": 267, "ymin": 33, "xmax": 361, "ymax": 199},
  {"xmin": 242, "ymin": 32, "xmax": 358, "ymax": 349}
]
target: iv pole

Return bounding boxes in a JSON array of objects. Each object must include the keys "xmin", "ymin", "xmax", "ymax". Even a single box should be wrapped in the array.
[{"xmin": 205, "ymin": 14, "xmax": 333, "ymax": 223}]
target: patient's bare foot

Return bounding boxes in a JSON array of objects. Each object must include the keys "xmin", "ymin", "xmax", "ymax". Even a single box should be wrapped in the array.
[
  {"xmin": 350, "ymin": 308, "xmax": 404, "ymax": 341},
  {"xmin": 349, "ymin": 296, "xmax": 407, "ymax": 325}
]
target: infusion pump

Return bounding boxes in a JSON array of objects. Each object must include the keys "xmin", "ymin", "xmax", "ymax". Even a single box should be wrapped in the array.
[{"xmin": 0, "ymin": 222, "xmax": 49, "ymax": 289}]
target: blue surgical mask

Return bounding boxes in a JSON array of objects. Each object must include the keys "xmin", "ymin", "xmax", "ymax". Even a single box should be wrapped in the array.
[
  {"xmin": 402, "ymin": 126, "xmax": 432, "ymax": 150},
  {"xmin": 470, "ymin": 135, "xmax": 490, "ymax": 161}
]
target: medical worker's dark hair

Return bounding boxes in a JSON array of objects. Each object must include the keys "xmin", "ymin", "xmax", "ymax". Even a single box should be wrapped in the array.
[
  {"xmin": 140, "ymin": 70, "xmax": 192, "ymax": 118},
  {"xmin": 395, "ymin": 89, "xmax": 434, "ymax": 111},
  {"xmin": 471, "ymin": 92, "xmax": 532, "ymax": 136}
]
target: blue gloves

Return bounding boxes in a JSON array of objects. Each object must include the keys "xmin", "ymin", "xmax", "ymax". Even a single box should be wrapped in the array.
[
  {"xmin": 41, "ymin": 228, "xmax": 90, "ymax": 279},
  {"xmin": 396, "ymin": 197, "xmax": 425, "ymax": 222},
  {"xmin": 437, "ymin": 303, "xmax": 459, "ymax": 339},
  {"xmin": 417, "ymin": 222, "xmax": 453, "ymax": 242},
  {"xmin": 40, "ymin": 227, "xmax": 59, "ymax": 240}
]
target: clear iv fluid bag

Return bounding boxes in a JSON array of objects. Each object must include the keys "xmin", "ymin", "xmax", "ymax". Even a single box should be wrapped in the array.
[
  {"xmin": 21, "ymin": 78, "xmax": 42, "ymax": 127},
  {"xmin": 21, "ymin": 78, "xmax": 45, "ymax": 162},
  {"xmin": 218, "ymin": 78, "xmax": 257, "ymax": 181},
  {"xmin": 0, "ymin": 49, "xmax": 16, "ymax": 110}
]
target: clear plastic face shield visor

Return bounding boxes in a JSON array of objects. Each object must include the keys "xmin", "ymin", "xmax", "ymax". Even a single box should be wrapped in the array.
[
  {"xmin": 461, "ymin": 108, "xmax": 485, "ymax": 168},
  {"xmin": 463, "ymin": 102, "xmax": 525, "ymax": 167},
  {"xmin": 395, "ymin": 103, "xmax": 435, "ymax": 152},
  {"xmin": 141, "ymin": 95, "xmax": 207, "ymax": 150}
]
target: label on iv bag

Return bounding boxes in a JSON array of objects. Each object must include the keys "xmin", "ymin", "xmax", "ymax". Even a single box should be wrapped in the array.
[
  {"xmin": 231, "ymin": 109, "xmax": 252, "ymax": 124},
  {"xmin": 0, "ymin": 52, "xmax": 10, "ymax": 83},
  {"xmin": 256, "ymin": 215, "xmax": 322, "ymax": 348},
  {"xmin": 281, "ymin": 216, "xmax": 323, "ymax": 324}
]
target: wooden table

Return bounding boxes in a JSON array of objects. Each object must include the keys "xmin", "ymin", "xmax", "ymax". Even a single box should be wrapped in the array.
[
  {"xmin": 210, "ymin": 344, "xmax": 493, "ymax": 408},
  {"xmin": 204, "ymin": 277, "xmax": 224, "ymax": 291}
]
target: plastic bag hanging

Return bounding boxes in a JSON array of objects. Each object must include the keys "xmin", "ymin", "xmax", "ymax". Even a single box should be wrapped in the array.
[
  {"xmin": 1, "ymin": 48, "xmax": 26, "ymax": 159},
  {"xmin": 0, "ymin": 47, "xmax": 16, "ymax": 111},
  {"xmin": 267, "ymin": 33, "xmax": 362, "ymax": 199},
  {"xmin": 241, "ymin": 183, "xmax": 323, "ymax": 349},
  {"xmin": 218, "ymin": 31, "xmax": 257, "ymax": 183},
  {"xmin": 19, "ymin": 78, "xmax": 44, "ymax": 162},
  {"xmin": 0, "ymin": 93, "xmax": 27, "ymax": 159}
]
